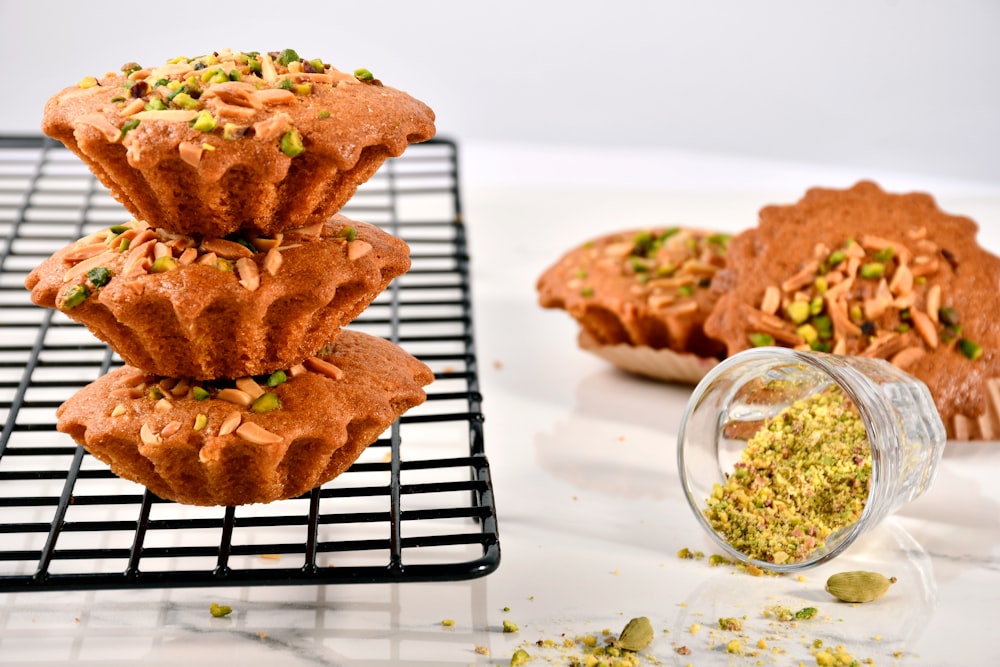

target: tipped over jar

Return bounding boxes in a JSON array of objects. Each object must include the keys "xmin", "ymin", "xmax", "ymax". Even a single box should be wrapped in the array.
[{"xmin": 677, "ymin": 347, "xmax": 946, "ymax": 573}]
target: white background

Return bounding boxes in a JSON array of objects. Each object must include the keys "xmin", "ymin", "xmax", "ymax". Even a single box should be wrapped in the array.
[{"xmin": 1, "ymin": 0, "xmax": 998, "ymax": 185}]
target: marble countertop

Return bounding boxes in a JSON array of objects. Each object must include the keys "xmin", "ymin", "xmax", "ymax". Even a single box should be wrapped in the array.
[{"xmin": 2, "ymin": 142, "xmax": 999, "ymax": 666}]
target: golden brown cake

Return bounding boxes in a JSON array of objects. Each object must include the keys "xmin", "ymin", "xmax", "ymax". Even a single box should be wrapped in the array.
[
  {"xmin": 537, "ymin": 226, "xmax": 729, "ymax": 382},
  {"xmin": 704, "ymin": 180, "xmax": 1000, "ymax": 440},
  {"xmin": 42, "ymin": 48, "xmax": 436, "ymax": 237},
  {"xmin": 56, "ymin": 329, "xmax": 434, "ymax": 506},
  {"xmin": 25, "ymin": 214, "xmax": 410, "ymax": 380}
]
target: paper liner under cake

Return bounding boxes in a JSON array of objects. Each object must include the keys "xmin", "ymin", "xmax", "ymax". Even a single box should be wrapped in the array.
[{"xmin": 578, "ymin": 329, "xmax": 719, "ymax": 384}]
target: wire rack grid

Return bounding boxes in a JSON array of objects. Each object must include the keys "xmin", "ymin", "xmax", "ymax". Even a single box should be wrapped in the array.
[{"xmin": 0, "ymin": 135, "xmax": 500, "ymax": 592}]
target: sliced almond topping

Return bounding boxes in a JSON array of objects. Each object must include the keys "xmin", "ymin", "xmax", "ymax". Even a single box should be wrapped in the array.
[
  {"xmin": 888, "ymin": 262, "xmax": 913, "ymax": 296},
  {"xmin": 150, "ymin": 62, "xmax": 194, "ymax": 78},
  {"xmin": 131, "ymin": 109, "xmax": 198, "ymax": 122},
  {"xmin": 252, "ymin": 111, "xmax": 292, "ymax": 142},
  {"xmin": 118, "ymin": 97, "xmax": 146, "ymax": 117},
  {"xmin": 781, "ymin": 260, "xmax": 819, "ymax": 293},
  {"xmin": 647, "ymin": 294, "xmax": 677, "ymax": 309},
  {"xmin": 255, "ymin": 88, "xmax": 296, "ymax": 105},
  {"xmin": 208, "ymin": 102, "xmax": 257, "ymax": 121},
  {"xmin": 236, "ymin": 421, "xmax": 283, "ymax": 445},
  {"xmin": 139, "ymin": 423, "xmax": 162, "ymax": 447},
  {"xmin": 288, "ymin": 363, "xmax": 308, "ymax": 378},
  {"xmin": 603, "ymin": 241, "xmax": 634, "ymax": 259},
  {"xmin": 64, "ymin": 242, "xmax": 111, "ymax": 262},
  {"xmin": 890, "ymin": 346, "xmax": 926, "ymax": 369},
  {"xmin": 110, "ymin": 404, "xmax": 127, "ymax": 418},
  {"xmin": 263, "ymin": 247, "xmax": 283, "ymax": 276},
  {"xmin": 823, "ymin": 275, "xmax": 854, "ymax": 300},
  {"xmin": 741, "ymin": 305, "xmax": 804, "ymax": 346},
  {"xmin": 926, "ymin": 284, "xmax": 941, "ymax": 323},
  {"xmin": 170, "ymin": 378, "xmax": 191, "ymax": 397},
  {"xmin": 122, "ymin": 239, "xmax": 155, "ymax": 278},
  {"xmin": 74, "ymin": 113, "xmax": 121, "ymax": 143},
  {"xmin": 859, "ymin": 234, "xmax": 911, "ymax": 265},
  {"xmin": 906, "ymin": 226, "xmax": 928, "ymax": 241},
  {"xmin": 910, "ymin": 309, "xmax": 939, "ymax": 349},
  {"xmin": 61, "ymin": 249, "xmax": 117, "ymax": 283},
  {"xmin": 235, "ymin": 377, "xmax": 266, "ymax": 400},
  {"xmin": 304, "ymin": 356, "xmax": 345, "ymax": 380},
  {"xmin": 200, "ymin": 238, "xmax": 254, "ymax": 259},
  {"xmin": 201, "ymin": 81, "xmax": 263, "ymax": 109},
  {"xmin": 347, "ymin": 240, "xmax": 373, "ymax": 261},
  {"xmin": 130, "ymin": 228, "xmax": 156, "ymax": 247},
  {"xmin": 235, "ymin": 256, "xmax": 260, "ymax": 291},
  {"xmin": 260, "ymin": 52, "xmax": 278, "ymax": 82},
  {"xmin": 218, "ymin": 411, "xmax": 242, "ymax": 436},
  {"xmin": 289, "ymin": 72, "xmax": 335, "ymax": 84},
  {"xmin": 832, "ymin": 338, "xmax": 847, "ymax": 355},
  {"xmin": 154, "ymin": 397, "xmax": 173, "ymax": 413},
  {"xmin": 893, "ymin": 292, "xmax": 916, "ymax": 310},
  {"xmin": 178, "ymin": 141, "xmax": 204, "ymax": 167},
  {"xmin": 153, "ymin": 241, "xmax": 171, "ymax": 259},
  {"xmin": 159, "ymin": 420, "xmax": 183, "ymax": 438},
  {"xmin": 862, "ymin": 332, "xmax": 907, "ymax": 360},
  {"xmin": 197, "ymin": 251, "xmax": 219, "ymax": 266},
  {"xmin": 284, "ymin": 222, "xmax": 324, "ymax": 239},
  {"xmin": 120, "ymin": 369, "xmax": 147, "ymax": 387},
  {"xmin": 178, "ymin": 247, "xmax": 199, "ymax": 265},
  {"xmin": 862, "ymin": 279, "xmax": 894, "ymax": 320},
  {"xmin": 825, "ymin": 296, "xmax": 863, "ymax": 338},
  {"xmin": 216, "ymin": 388, "xmax": 253, "ymax": 407},
  {"xmin": 665, "ymin": 301, "xmax": 699, "ymax": 316},
  {"xmin": 910, "ymin": 257, "xmax": 939, "ymax": 278}
]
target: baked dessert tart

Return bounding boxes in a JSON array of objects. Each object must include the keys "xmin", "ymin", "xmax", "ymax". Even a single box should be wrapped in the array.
[
  {"xmin": 42, "ymin": 48, "xmax": 436, "ymax": 237},
  {"xmin": 25, "ymin": 214, "xmax": 410, "ymax": 380},
  {"xmin": 705, "ymin": 180, "xmax": 1000, "ymax": 440},
  {"xmin": 538, "ymin": 226, "xmax": 729, "ymax": 383},
  {"xmin": 56, "ymin": 329, "xmax": 434, "ymax": 506}
]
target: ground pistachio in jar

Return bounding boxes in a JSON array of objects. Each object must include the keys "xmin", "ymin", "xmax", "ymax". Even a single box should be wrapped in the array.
[{"xmin": 702, "ymin": 385, "xmax": 872, "ymax": 565}]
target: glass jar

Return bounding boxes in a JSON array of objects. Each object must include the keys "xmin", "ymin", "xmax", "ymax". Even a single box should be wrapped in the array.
[{"xmin": 676, "ymin": 347, "xmax": 946, "ymax": 573}]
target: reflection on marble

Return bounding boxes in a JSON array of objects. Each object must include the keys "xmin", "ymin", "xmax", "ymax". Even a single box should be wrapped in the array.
[
  {"xmin": 671, "ymin": 518, "xmax": 936, "ymax": 664},
  {"xmin": 0, "ymin": 580, "xmax": 497, "ymax": 666}
]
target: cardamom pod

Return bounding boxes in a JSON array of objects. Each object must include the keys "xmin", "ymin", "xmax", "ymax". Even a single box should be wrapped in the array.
[
  {"xmin": 616, "ymin": 616, "xmax": 654, "ymax": 652},
  {"xmin": 825, "ymin": 570, "xmax": 897, "ymax": 603}
]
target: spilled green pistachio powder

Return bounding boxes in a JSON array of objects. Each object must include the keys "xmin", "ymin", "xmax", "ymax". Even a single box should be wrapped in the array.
[{"xmin": 703, "ymin": 385, "xmax": 871, "ymax": 564}]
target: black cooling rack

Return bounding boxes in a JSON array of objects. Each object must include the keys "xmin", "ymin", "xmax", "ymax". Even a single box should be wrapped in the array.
[{"xmin": 0, "ymin": 135, "xmax": 499, "ymax": 591}]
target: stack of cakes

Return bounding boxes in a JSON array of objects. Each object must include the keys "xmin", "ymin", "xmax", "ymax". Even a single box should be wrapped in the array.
[{"xmin": 25, "ymin": 48, "xmax": 437, "ymax": 505}]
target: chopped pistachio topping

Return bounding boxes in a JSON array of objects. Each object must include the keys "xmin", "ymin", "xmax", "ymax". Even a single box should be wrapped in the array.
[
  {"xmin": 859, "ymin": 262, "xmax": 885, "ymax": 279},
  {"xmin": 209, "ymin": 603, "xmax": 233, "ymax": 618},
  {"xmin": 120, "ymin": 118, "xmax": 140, "ymax": 138},
  {"xmin": 190, "ymin": 110, "xmax": 218, "ymax": 132},
  {"xmin": 266, "ymin": 370, "xmax": 288, "ymax": 387},
  {"xmin": 86, "ymin": 266, "xmax": 112, "ymax": 287},
  {"xmin": 150, "ymin": 256, "xmax": 178, "ymax": 273},
  {"xmin": 959, "ymin": 338, "xmax": 983, "ymax": 360},
  {"xmin": 279, "ymin": 128, "xmax": 304, "ymax": 157},
  {"xmin": 703, "ymin": 385, "xmax": 871, "ymax": 564},
  {"xmin": 61, "ymin": 284, "xmax": 90, "ymax": 309},
  {"xmin": 250, "ymin": 391, "xmax": 281, "ymax": 414},
  {"xmin": 756, "ymin": 233, "xmax": 983, "ymax": 364},
  {"xmin": 193, "ymin": 414, "xmax": 208, "ymax": 431},
  {"xmin": 353, "ymin": 67, "xmax": 375, "ymax": 81},
  {"xmin": 749, "ymin": 332, "xmax": 775, "ymax": 347}
]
